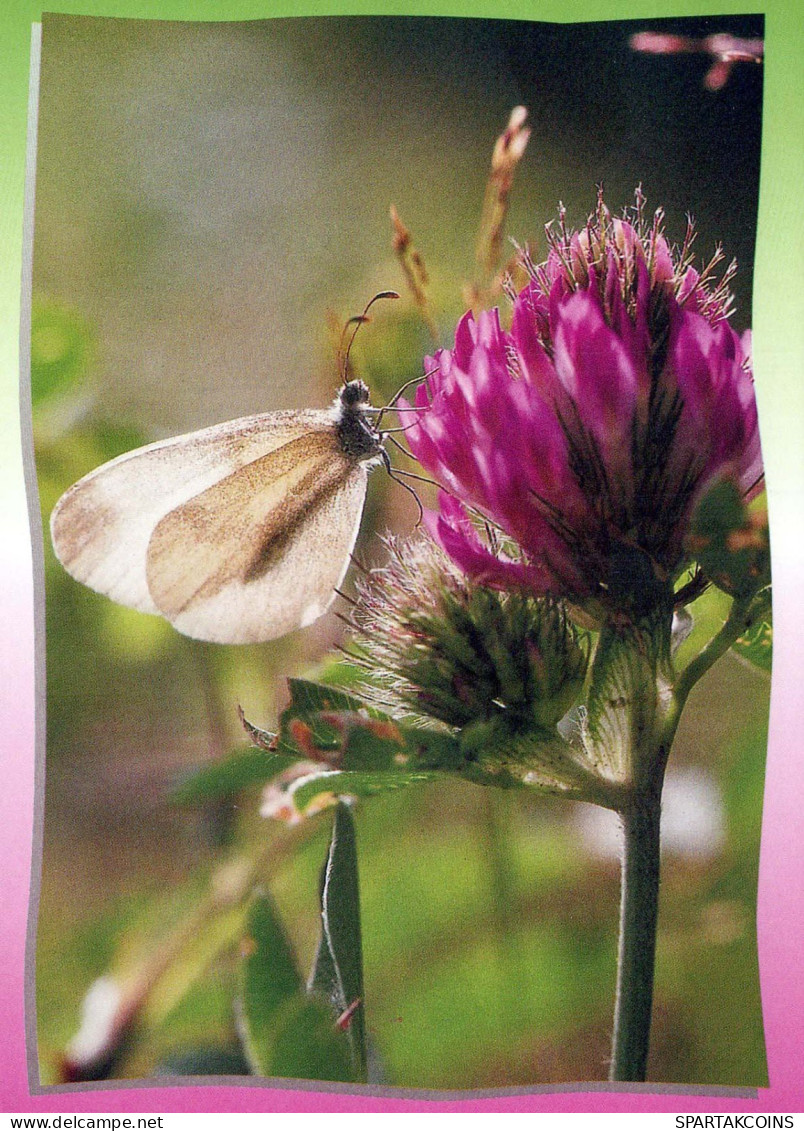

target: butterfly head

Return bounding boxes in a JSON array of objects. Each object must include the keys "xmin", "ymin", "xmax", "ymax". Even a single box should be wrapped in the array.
[{"xmin": 339, "ymin": 379, "xmax": 372, "ymax": 408}]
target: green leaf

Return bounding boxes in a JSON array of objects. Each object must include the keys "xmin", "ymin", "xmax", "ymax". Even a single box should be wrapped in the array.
[
  {"xmin": 240, "ymin": 892, "xmax": 303, "ymax": 1051},
  {"xmin": 286, "ymin": 678, "xmax": 388, "ymax": 717},
  {"xmin": 171, "ymin": 749, "xmax": 296, "ymax": 804},
  {"xmin": 277, "ymin": 679, "xmax": 464, "ymax": 774},
  {"xmin": 238, "ymin": 708, "xmax": 278, "ymax": 750},
  {"xmin": 277, "ymin": 680, "xmax": 405, "ymax": 771},
  {"xmin": 269, "ymin": 996, "xmax": 353, "ymax": 1082},
  {"xmin": 309, "ymin": 802, "xmax": 367, "ymax": 1081},
  {"xmin": 733, "ymin": 616, "xmax": 772, "ymax": 674},
  {"xmin": 290, "ymin": 768, "xmax": 444, "ymax": 816},
  {"xmin": 238, "ymin": 891, "xmax": 352, "ymax": 1081},
  {"xmin": 265, "ymin": 680, "xmax": 468, "ymax": 819}
]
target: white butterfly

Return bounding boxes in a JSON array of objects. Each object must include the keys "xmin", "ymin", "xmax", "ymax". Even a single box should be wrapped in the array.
[{"xmin": 50, "ymin": 378, "xmax": 389, "ymax": 644}]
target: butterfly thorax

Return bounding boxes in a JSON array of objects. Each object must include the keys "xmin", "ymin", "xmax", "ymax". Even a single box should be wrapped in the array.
[{"xmin": 335, "ymin": 381, "xmax": 384, "ymax": 463}]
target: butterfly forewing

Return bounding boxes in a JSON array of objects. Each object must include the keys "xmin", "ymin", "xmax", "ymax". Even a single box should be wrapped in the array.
[{"xmin": 50, "ymin": 409, "xmax": 338, "ymax": 625}]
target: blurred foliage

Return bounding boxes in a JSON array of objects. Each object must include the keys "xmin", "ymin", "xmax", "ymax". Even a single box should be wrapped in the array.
[
  {"xmin": 32, "ymin": 12, "xmax": 768, "ymax": 1094},
  {"xmin": 733, "ymin": 618, "xmax": 772, "ymax": 674},
  {"xmin": 688, "ymin": 479, "xmax": 771, "ymax": 600},
  {"xmin": 31, "ymin": 299, "xmax": 96, "ymax": 410}
]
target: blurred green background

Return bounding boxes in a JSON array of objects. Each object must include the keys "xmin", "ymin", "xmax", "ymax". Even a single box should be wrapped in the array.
[{"xmin": 32, "ymin": 12, "xmax": 768, "ymax": 1089}]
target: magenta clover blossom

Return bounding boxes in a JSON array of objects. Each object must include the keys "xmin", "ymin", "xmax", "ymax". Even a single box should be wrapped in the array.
[{"xmin": 404, "ymin": 193, "xmax": 762, "ymax": 617}]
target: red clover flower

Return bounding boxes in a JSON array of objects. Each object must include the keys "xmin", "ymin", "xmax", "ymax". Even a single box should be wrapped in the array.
[{"xmin": 403, "ymin": 190, "xmax": 763, "ymax": 622}]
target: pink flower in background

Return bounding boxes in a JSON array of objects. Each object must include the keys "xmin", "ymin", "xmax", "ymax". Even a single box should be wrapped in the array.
[
  {"xmin": 404, "ymin": 192, "xmax": 762, "ymax": 615},
  {"xmin": 630, "ymin": 31, "xmax": 764, "ymax": 91}
]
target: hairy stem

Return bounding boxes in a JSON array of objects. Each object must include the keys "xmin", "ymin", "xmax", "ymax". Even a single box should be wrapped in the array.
[
  {"xmin": 610, "ymin": 780, "xmax": 663, "ymax": 1082},
  {"xmin": 606, "ymin": 587, "xmax": 764, "ymax": 1081}
]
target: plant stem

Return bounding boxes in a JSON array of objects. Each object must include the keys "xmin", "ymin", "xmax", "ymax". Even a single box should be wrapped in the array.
[
  {"xmin": 606, "ymin": 590, "xmax": 764, "ymax": 1081},
  {"xmin": 610, "ymin": 781, "xmax": 663, "ymax": 1082},
  {"xmin": 675, "ymin": 595, "xmax": 754, "ymax": 709}
]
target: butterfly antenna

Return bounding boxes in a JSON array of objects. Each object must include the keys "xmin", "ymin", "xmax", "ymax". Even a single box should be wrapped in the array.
[{"xmin": 338, "ymin": 291, "xmax": 400, "ymax": 383}]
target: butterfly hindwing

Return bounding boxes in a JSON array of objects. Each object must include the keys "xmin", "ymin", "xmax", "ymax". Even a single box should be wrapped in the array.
[{"xmin": 146, "ymin": 431, "xmax": 367, "ymax": 643}]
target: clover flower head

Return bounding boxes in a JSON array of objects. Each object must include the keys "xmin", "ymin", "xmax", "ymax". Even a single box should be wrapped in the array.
[{"xmin": 404, "ymin": 189, "xmax": 762, "ymax": 618}]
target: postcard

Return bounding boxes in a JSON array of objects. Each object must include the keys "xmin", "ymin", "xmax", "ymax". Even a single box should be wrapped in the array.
[{"xmin": 2, "ymin": 2, "xmax": 802, "ymax": 1119}]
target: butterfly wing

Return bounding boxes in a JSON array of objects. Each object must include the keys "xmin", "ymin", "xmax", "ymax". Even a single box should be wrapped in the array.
[
  {"xmin": 50, "ymin": 409, "xmax": 343, "ymax": 628},
  {"xmin": 145, "ymin": 431, "xmax": 368, "ymax": 643}
]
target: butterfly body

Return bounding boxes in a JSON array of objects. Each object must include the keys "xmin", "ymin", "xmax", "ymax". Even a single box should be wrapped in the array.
[{"xmin": 50, "ymin": 380, "xmax": 385, "ymax": 644}]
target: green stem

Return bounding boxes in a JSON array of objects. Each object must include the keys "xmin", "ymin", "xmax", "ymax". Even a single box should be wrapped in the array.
[
  {"xmin": 675, "ymin": 595, "xmax": 754, "ymax": 709},
  {"xmin": 605, "ymin": 589, "xmax": 764, "ymax": 1081},
  {"xmin": 609, "ymin": 781, "xmax": 663, "ymax": 1082}
]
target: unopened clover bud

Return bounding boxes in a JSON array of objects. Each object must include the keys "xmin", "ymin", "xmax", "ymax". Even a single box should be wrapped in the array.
[{"xmin": 351, "ymin": 533, "xmax": 587, "ymax": 737}]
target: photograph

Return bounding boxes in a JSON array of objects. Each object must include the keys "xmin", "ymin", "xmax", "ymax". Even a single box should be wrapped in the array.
[{"xmin": 26, "ymin": 11, "xmax": 771, "ymax": 1094}]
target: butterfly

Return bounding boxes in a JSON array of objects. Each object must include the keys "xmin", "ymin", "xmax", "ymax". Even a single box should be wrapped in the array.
[{"xmin": 50, "ymin": 295, "xmax": 417, "ymax": 645}]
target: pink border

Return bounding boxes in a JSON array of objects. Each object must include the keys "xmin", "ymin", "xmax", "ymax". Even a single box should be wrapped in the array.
[{"xmin": 2, "ymin": 543, "xmax": 803, "ymax": 1113}]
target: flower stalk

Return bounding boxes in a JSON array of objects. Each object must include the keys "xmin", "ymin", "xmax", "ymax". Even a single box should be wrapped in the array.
[
  {"xmin": 610, "ymin": 776, "xmax": 664, "ymax": 1082},
  {"xmin": 584, "ymin": 608, "xmax": 675, "ymax": 1082},
  {"xmin": 603, "ymin": 581, "xmax": 765, "ymax": 1080},
  {"xmin": 390, "ymin": 204, "xmax": 439, "ymax": 344}
]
